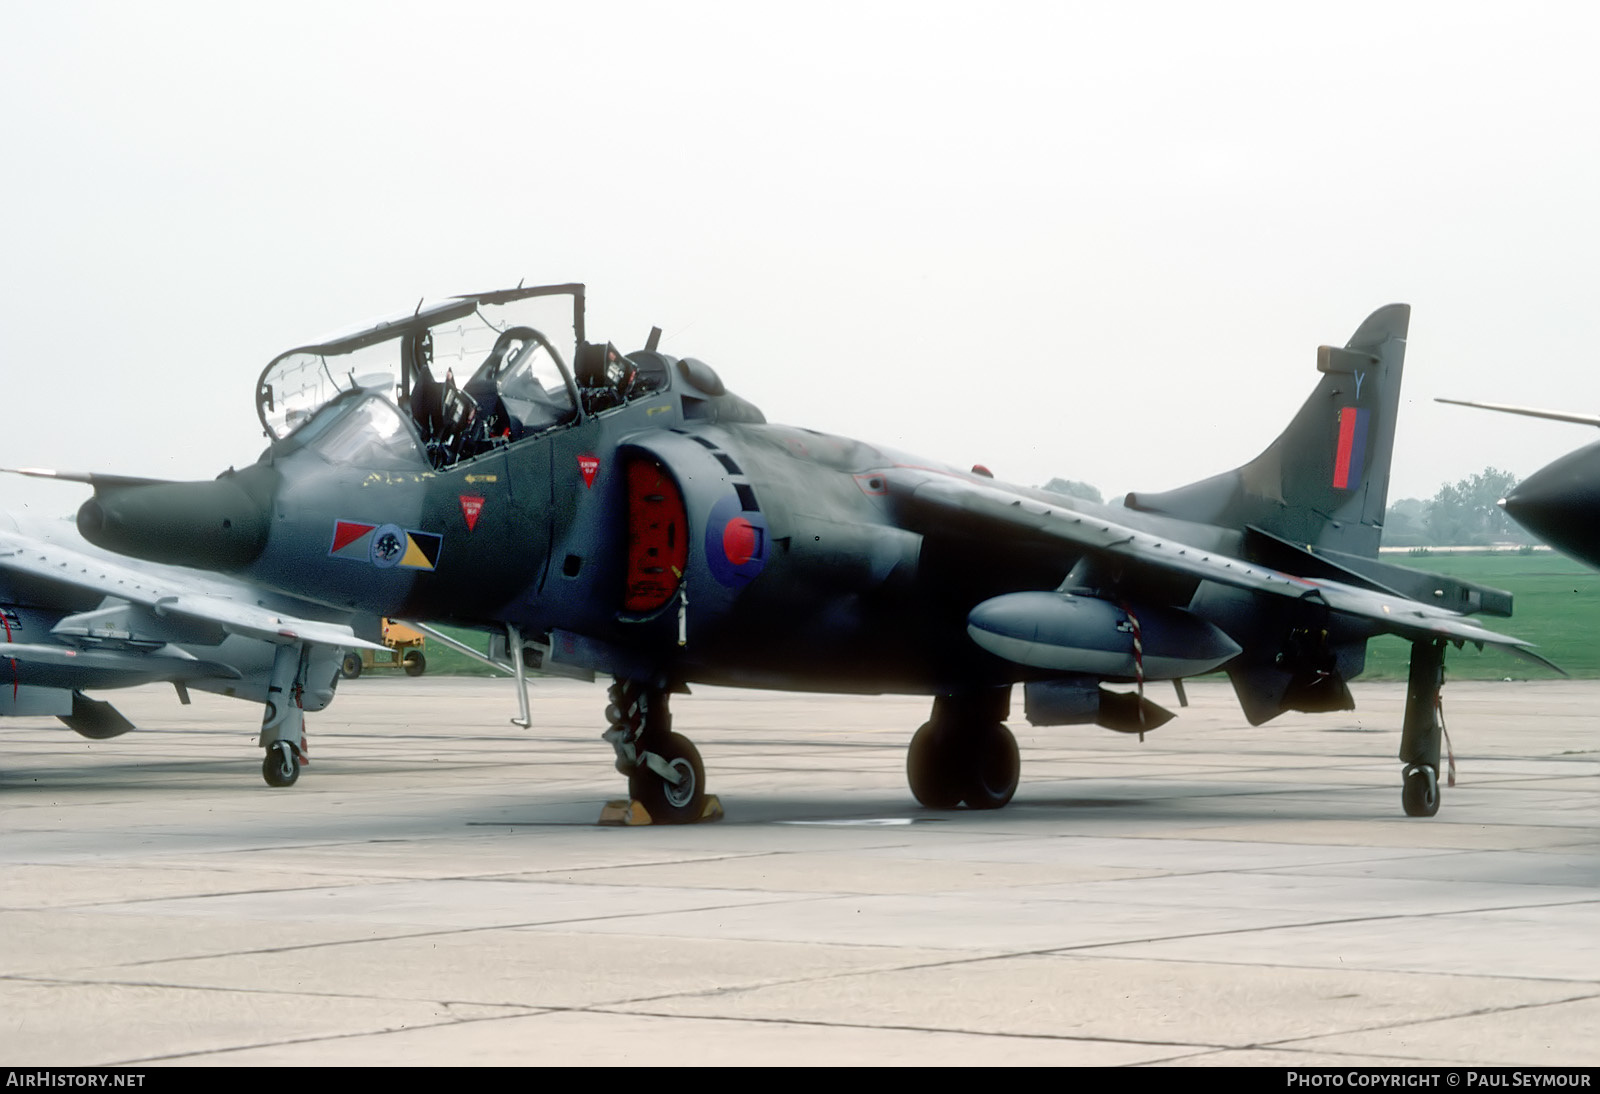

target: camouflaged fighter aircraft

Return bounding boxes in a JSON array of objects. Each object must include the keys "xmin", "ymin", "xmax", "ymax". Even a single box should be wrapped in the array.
[
  {"xmin": 1437, "ymin": 398, "xmax": 1600, "ymax": 570},
  {"xmin": 58, "ymin": 285, "xmax": 1551, "ymax": 820},
  {"xmin": 0, "ymin": 508, "xmax": 383, "ymax": 774}
]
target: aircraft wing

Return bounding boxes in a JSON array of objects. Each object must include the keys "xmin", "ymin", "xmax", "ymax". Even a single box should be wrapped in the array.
[
  {"xmin": 892, "ymin": 474, "xmax": 1555, "ymax": 666},
  {"xmin": 0, "ymin": 529, "xmax": 386, "ymax": 653},
  {"xmin": 0, "ymin": 643, "xmax": 243, "ymax": 688}
]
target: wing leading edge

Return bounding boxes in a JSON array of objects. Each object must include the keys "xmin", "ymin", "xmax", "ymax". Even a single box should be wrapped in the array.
[
  {"xmin": 0, "ymin": 530, "xmax": 386, "ymax": 654},
  {"xmin": 891, "ymin": 473, "xmax": 1558, "ymax": 672}
]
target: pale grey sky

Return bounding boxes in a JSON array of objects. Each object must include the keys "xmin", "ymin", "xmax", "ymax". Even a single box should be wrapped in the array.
[{"xmin": 4, "ymin": 1, "xmax": 1599, "ymax": 519}]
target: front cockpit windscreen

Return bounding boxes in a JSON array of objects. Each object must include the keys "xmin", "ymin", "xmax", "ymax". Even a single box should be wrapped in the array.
[
  {"xmin": 256, "ymin": 289, "xmax": 583, "ymax": 469},
  {"xmin": 283, "ymin": 391, "xmax": 429, "ymax": 471}
]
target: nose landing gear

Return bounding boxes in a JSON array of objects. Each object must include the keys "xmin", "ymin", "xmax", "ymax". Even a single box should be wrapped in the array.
[{"xmin": 601, "ymin": 679, "xmax": 719, "ymax": 824}]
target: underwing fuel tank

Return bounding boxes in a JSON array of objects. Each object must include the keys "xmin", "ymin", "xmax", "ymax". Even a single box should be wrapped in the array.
[{"xmin": 966, "ymin": 592, "xmax": 1241, "ymax": 679}]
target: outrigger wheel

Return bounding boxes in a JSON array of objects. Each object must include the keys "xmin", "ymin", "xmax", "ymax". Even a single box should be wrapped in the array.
[
  {"xmin": 907, "ymin": 692, "xmax": 1020, "ymax": 810},
  {"xmin": 1401, "ymin": 763, "xmax": 1440, "ymax": 818},
  {"xmin": 1398, "ymin": 637, "xmax": 1447, "ymax": 818}
]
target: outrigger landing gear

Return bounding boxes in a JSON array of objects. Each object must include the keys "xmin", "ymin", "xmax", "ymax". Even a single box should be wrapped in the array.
[
  {"xmin": 1398, "ymin": 638, "xmax": 1446, "ymax": 818},
  {"xmin": 907, "ymin": 690, "xmax": 1020, "ymax": 810},
  {"xmin": 602, "ymin": 679, "xmax": 711, "ymax": 824},
  {"xmin": 259, "ymin": 642, "xmax": 309, "ymax": 788}
]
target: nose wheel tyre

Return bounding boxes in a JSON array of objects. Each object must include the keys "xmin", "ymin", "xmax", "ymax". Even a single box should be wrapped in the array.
[
  {"xmin": 628, "ymin": 732, "xmax": 706, "ymax": 824},
  {"xmin": 263, "ymin": 741, "xmax": 301, "ymax": 788},
  {"xmin": 1401, "ymin": 763, "xmax": 1439, "ymax": 818},
  {"xmin": 339, "ymin": 653, "xmax": 362, "ymax": 680}
]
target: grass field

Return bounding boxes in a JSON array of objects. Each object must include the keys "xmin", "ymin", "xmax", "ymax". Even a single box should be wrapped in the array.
[
  {"xmin": 397, "ymin": 553, "xmax": 1599, "ymax": 685},
  {"xmin": 1362, "ymin": 552, "xmax": 1600, "ymax": 680}
]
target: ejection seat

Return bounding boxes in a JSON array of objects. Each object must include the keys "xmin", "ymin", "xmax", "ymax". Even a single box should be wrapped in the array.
[{"xmin": 576, "ymin": 343, "xmax": 667, "ymax": 415}]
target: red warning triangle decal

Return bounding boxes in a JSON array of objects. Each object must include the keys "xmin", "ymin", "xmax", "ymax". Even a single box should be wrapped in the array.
[
  {"xmin": 459, "ymin": 495, "xmax": 485, "ymax": 532},
  {"xmin": 577, "ymin": 454, "xmax": 600, "ymax": 489}
]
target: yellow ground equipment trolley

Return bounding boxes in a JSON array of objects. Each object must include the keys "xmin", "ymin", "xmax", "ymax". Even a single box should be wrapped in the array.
[{"xmin": 339, "ymin": 619, "xmax": 426, "ymax": 678}]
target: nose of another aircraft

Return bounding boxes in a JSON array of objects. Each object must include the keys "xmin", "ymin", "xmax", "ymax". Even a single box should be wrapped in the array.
[
  {"xmin": 1502, "ymin": 439, "xmax": 1600, "ymax": 570},
  {"xmin": 77, "ymin": 467, "xmax": 275, "ymax": 571}
]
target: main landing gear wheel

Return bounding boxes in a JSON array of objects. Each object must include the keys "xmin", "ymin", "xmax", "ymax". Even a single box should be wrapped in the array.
[
  {"xmin": 628, "ymin": 732, "xmax": 706, "ymax": 824},
  {"xmin": 908, "ymin": 721, "xmax": 964, "ymax": 808},
  {"xmin": 262, "ymin": 741, "xmax": 301, "ymax": 788},
  {"xmin": 907, "ymin": 720, "xmax": 1020, "ymax": 810},
  {"xmin": 403, "ymin": 650, "xmax": 426, "ymax": 677},
  {"xmin": 339, "ymin": 653, "xmax": 362, "ymax": 679},
  {"xmin": 964, "ymin": 723, "xmax": 1020, "ymax": 810},
  {"xmin": 1401, "ymin": 763, "xmax": 1439, "ymax": 818}
]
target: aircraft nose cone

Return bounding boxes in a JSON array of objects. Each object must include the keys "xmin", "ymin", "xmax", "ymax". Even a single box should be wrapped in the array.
[
  {"xmin": 1503, "ymin": 440, "xmax": 1600, "ymax": 570},
  {"xmin": 76, "ymin": 466, "xmax": 276, "ymax": 571}
]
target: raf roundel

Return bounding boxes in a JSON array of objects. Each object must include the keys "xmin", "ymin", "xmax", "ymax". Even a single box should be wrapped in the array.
[{"xmin": 705, "ymin": 493, "xmax": 768, "ymax": 587}]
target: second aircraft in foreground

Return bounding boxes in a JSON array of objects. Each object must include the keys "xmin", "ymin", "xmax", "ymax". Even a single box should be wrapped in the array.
[{"xmin": 0, "ymin": 506, "xmax": 382, "ymax": 783}]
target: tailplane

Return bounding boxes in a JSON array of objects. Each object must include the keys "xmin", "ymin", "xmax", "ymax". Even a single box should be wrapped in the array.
[{"xmin": 1124, "ymin": 304, "xmax": 1409, "ymax": 558}]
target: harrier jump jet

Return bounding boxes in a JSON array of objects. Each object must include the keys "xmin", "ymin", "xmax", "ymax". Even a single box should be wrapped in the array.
[{"xmin": 66, "ymin": 286, "xmax": 1545, "ymax": 818}]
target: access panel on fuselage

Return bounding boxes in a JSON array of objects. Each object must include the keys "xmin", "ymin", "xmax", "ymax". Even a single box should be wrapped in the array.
[{"xmin": 401, "ymin": 443, "xmax": 552, "ymax": 623}]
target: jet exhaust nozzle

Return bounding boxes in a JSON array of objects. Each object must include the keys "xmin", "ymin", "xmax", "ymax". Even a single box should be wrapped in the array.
[{"xmin": 77, "ymin": 468, "xmax": 275, "ymax": 572}]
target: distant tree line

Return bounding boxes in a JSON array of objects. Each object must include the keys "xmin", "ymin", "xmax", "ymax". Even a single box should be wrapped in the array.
[{"xmin": 1383, "ymin": 467, "xmax": 1534, "ymax": 548}]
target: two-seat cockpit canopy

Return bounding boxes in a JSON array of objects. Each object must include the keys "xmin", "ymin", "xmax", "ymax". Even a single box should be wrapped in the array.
[{"xmin": 257, "ymin": 284, "xmax": 605, "ymax": 470}]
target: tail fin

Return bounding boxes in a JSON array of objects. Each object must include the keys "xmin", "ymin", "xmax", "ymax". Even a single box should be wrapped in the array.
[{"xmin": 1124, "ymin": 304, "xmax": 1409, "ymax": 558}]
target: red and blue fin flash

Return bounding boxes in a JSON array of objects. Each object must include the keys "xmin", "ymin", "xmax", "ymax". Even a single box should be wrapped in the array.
[{"xmin": 1332, "ymin": 407, "xmax": 1369, "ymax": 490}]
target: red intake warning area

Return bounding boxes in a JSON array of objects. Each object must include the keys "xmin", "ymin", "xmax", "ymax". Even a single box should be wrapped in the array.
[{"xmin": 625, "ymin": 457, "xmax": 688, "ymax": 613}]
